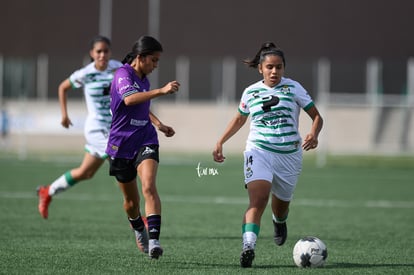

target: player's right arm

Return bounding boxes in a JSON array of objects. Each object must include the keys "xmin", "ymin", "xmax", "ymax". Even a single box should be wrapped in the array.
[
  {"xmin": 58, "ymin": 79, "xmax": 73, "ymax": 128},
  {"xmin": 213, "ymin": 112, "xmax": 248, "ymax": 162}
]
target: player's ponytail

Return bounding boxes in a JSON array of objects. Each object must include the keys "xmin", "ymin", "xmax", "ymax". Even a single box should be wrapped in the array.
[
  {"xmin": 244, "ymin": 41, "xmax": 286, "ymax": 68},
  {"xmin": 122, "ymin": 52, "xmax": 137, "ymax": 64},
  {"xmin": 122, "ymin": 36, "xmax": 163, "ymax": 64}
]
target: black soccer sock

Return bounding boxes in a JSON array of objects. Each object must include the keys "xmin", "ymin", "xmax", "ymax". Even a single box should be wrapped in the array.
[
  {"xmin": 128, "ymin": 216, "xmax": 145, "ymax": 232},
  {"xmin": 147, "ymin": 214, "xmax": 161, "ymax": 240}
]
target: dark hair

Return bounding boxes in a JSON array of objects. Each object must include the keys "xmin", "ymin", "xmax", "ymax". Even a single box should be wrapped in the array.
[
  {"xmin": 243, "ymin": 42, "xmax": 286, "ymax": 68},
  {"xmin": 89, "ymin": 35, "xmax": 111, "ymax": 62},
  {"xmin": 122, "ymin": 36, "xmax": 163, "ymax": 64},
  {"xmin": 90, "ymin": 35, "xmax": 111, "ymax": 49}
]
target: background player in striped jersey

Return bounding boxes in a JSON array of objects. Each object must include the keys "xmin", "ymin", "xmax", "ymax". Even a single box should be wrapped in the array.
[
  {"xmin": 213, "ymin": 42, "xmax": 323, "ymax": 268},
  {"xmin": 37, "ymin": 35, "xmax": 122, "ymax": 219}
]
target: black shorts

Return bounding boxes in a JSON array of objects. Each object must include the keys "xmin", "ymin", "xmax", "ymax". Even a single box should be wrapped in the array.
[{"xmin": 109, "ymin": 144, "xmax": 159, "ymax": 183}]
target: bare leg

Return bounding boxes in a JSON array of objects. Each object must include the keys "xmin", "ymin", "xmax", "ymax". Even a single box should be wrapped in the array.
[
  {"xmin": 137, "ymin": 158, "xmax": 163, "ymax": 258},
  {"xmin": 117, "ymin": 179, "xmax": 141, "ymax": 219},
  {"xmin": 243, "ymin": 180, "xmax": 271, "ymax": 225},
  {"xmin": 47, "ymin": 152, "xmax": 105, "ymax": 196},
  {"xmin": 70, "ymin": 152, "xmax": 105, "ymax": 181},
  {"xmin": 271, "ymin": 194, "xmax": 290, "ymax": 220},
  {"xmin": 138, "ymin": 159, "xmax": 161, "ymax": 216},
  {"xmin": 118, "ymin": 176, "xmax": 148, "ymax": 254},
  {"xmin": 240, "ymin": 180, "xmax": 271, "ymax": 268}
]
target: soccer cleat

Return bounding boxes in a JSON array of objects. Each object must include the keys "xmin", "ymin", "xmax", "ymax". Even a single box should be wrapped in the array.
[
  {"xmin": 240, "ymin": 245, "xmax": 255, "ymax": 268},
  {"xmin": 273, "ymin": 220, "xmax": 287, "ymax": 246},
  {"xmin": 148, "ymin": 239, "xmax": 163, "ymax": 259},
  {"xmin": 36, "ymin": 185, "xmax": 52, "ymax": 219},
  {"xmin": 133, "ymin": 228, "xmax": 149, "ymax": 253}
]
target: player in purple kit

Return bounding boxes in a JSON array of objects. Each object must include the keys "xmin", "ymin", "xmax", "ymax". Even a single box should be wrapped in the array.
[{"xmin": 106, "ymin": 36, "xmax": 179, "ymax": 259}]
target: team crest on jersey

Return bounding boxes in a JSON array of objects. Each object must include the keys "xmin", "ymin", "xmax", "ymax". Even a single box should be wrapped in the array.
[{"xmin": 281, "ymin": 85, "xmax": 290, "ymax": 94}]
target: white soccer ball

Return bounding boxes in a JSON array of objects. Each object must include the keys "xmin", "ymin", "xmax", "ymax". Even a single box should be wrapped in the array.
[{"xmin": 293, "ymin": 236, "xmax": 328, "ymax": 268}]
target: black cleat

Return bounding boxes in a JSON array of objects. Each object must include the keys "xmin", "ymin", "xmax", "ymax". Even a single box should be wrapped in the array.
[
  {"xmin": 240, "ymin": 247, "xmax": 255, "ymax": 268},
  {"xmin": 273, "ymin": 221, "xmax": 287, "ymax": 246}
]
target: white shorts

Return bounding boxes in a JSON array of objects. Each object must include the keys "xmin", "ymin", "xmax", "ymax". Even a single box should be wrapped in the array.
[
  {"xmin": 243, "ymin": 147, "xmax": 303, "ymax": 201},
  {"xmin": 84, "ymin": 128, "xmax": 109, "ymax": 159}
]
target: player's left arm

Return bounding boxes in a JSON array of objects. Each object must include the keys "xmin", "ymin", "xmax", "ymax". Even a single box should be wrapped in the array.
[
  {"xmin": 302, "ymin": 105, "xmax": 323, "ymax": 151},
  {"xmin": 149, "ymin": 110, "xmax": 175, "ymax": 137}
]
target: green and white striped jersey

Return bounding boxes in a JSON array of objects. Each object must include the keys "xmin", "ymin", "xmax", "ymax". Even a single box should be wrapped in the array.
[
  {"xmin": 69, "ymin": 60, "xmax": 122, "ymax": 132},
  {"xmin": 238, "ymin": 77, "xmax": 314, "ymax": 154}
]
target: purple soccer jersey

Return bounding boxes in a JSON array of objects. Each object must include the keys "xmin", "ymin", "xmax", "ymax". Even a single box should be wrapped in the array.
[{"xmin": 106, "ymin": 64, "xmax": 159, "ymax": 159}]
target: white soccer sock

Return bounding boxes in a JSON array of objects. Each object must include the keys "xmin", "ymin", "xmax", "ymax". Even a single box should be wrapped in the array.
[
  {"xmin": 48, "ymin": 175, "xmax": 70, "ymax": 196},
  {"xmin": 242, "ymin": 232, "xmax": 257, "ymax": 249}
]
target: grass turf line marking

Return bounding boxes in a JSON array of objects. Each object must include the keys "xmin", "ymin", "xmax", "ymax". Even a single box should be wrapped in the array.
[{"xmin": 1, "ymin": 191, "xmax": 413, "ymax": 209}]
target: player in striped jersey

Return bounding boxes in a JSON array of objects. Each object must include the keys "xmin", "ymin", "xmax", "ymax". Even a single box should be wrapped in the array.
[
  {"xmin": 36, "ymin": 35, "xmax": 122, "ymax": 219},
  {"xmin": 213, "ymin": 42, "xmax": 323, "ymax": 267}
]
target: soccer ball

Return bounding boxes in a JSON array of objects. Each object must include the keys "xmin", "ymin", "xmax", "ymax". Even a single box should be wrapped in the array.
[{"xmin": 293, "ymin": 236, "xmax": 328, "ymax": 268}]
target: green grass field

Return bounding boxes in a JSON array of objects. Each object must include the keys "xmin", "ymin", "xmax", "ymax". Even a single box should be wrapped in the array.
[{"xmin": 0, "ymin": 152, "xmax": 413, "ymax": 274}]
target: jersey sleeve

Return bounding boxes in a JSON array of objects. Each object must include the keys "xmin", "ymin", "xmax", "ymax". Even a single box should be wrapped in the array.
[
  {"xmin": 238, "ymin": 88, "xmax": 250, "ymax": 116},
  {"xmin": 114, "ymin": 67, "xmax": 137, "ymax": 99},
  {"xmin": 294, "ymin": 81, "xmax": 314, "ymax": 111},
  {"xmin": 69, "ymin": 67, "xmax": 86, "ymax": 89}
]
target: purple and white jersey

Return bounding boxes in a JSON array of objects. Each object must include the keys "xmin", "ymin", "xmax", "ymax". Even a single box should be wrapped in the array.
[{"xmin": 106, "ymin": 64, "xmax": 158, "ymax": 159}]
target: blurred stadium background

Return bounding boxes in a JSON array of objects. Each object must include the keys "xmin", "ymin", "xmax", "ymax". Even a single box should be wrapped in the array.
[{"xmin": 0, "ymin": 0, "xmax": 413, "ymax": 161}]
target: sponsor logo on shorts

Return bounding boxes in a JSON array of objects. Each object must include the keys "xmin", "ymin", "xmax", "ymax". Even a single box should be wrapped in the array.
[{"xmin": 245, "ymin": 167, "xmax": 253, "ymax": 178}]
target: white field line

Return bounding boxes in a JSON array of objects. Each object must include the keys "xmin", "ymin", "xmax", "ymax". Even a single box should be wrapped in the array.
[{"xmin": 1, "ymin": 191, "xmax": 414, "ymax": 209}]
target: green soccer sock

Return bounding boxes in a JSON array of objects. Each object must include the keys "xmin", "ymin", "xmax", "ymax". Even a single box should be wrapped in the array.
[
  {"xmin": 48, "ymin": 171, "xmax": 78, "ymax": 196},
  {"xmin": 242, "ymin": 223, "xmax": 260, "ymax": 248},
  {"xmin": 64, "ymin": 171, "xmax": 78, "ymax": 186}
]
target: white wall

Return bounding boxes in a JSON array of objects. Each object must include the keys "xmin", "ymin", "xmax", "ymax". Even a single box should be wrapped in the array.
[{"xmin": 1, "ymin": 100, "xmax": 413, "ymax": 155}]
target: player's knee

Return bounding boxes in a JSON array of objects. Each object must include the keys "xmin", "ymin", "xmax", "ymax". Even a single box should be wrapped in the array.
[
  {"xmin": 141, "ymin": 182, "xmax": 157, "ymax": 197},
  {"xmin": 83, "ymin": 171, "xmax": 96, "ymax": 180},
  {"xmin": 249, "ymin": 196, "xmax": 269, "ymax": 210}
]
